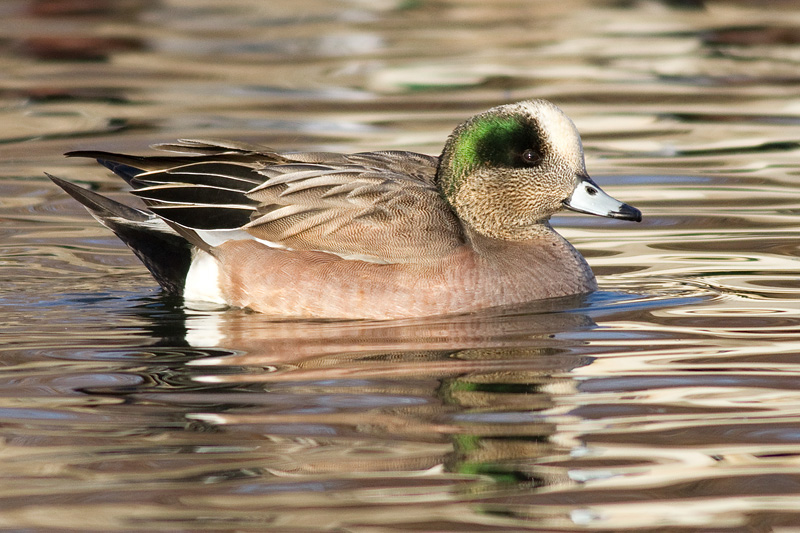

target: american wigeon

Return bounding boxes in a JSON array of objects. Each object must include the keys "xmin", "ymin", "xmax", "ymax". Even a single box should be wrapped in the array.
[{"xmin": 49, "ymin": 100, "xmax": 641, "ymax": 319}]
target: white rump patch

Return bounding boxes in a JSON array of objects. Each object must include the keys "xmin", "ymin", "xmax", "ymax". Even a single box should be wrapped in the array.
[{"xmin": 183, "ymin": 250, "xmax": 228, "ymax": 308}]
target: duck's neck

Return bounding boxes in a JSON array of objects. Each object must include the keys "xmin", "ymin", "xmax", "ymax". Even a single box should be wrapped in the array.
[
  {"xmin": 469, "ymin": 218, "xmax": 558, "ymax": 242},
  {"xmin": 464, "ymin": 221, "xmax": 561, "ymax": 253},
  {"xmin": 463, "ymin": 223, "xmax": 597, "ymax": 296}
]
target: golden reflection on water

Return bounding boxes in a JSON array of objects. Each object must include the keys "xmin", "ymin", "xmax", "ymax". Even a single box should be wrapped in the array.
[{"xmin": 2, "ymin": 0, "xmax": 800, "ymax": 530}]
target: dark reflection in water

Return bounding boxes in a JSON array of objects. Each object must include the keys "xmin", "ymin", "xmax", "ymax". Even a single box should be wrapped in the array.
[{"xmin": 4, "ymin": 0, "xmax": 800, "ymax": 530}]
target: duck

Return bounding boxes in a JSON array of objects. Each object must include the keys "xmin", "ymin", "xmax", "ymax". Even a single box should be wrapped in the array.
[{"xmin": 48, "ymin": 99, "xmax": 641, "ymax": 319}]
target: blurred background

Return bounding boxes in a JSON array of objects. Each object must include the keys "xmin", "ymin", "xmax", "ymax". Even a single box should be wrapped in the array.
[{"xmin": 2, "ymin": 0, "xmax": 800, "ymax": 531}]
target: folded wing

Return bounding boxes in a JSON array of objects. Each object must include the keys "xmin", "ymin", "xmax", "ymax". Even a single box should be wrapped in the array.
[{"xmin": 69, "ymin": 141, "xmax": 465, "ymax": 263}]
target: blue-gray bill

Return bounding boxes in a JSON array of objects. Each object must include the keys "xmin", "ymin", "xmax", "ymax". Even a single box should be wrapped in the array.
[{"xmin": 564, "ymin": 175, "xmax": 642, "ymax": 222}]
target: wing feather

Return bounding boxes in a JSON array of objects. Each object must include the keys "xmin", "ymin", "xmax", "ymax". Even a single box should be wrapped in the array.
[
  {"xmin": 67, "ymin": 140, "xmax": 464, "ymax": 262},
  {"xmin": 244, "ymin": 155, "xmax": 465, "ymax": 262}
]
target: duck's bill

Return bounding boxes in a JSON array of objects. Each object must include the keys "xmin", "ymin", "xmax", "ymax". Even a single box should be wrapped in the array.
[{"xmin": 564, "ymin": 175, "xmax": 642, "ymax": 222}]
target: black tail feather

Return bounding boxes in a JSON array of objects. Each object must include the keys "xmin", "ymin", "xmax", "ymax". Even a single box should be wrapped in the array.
[
  {"xmin": 47, "ymin": 174, "xmax": 193, "ymax": 296},
  {"xmin": 48, "ymin": 173, "xmax": 149, "ymax": 222},
  {"xmin": 96, "ymin": 159, "xmax": 145, "ymax": 185}
]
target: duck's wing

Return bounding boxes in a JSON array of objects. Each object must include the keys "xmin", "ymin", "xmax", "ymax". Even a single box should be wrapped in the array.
[
  {"xmin": 245, "ymin": 150, "xmax": 465, "ymax": 263},
  {"xmin": 68, "ymin": 141, "xmax": 466, "ymax": 263},
  {"xmin": 67, "ymin": 142, "xmax": 276, "ymax": 248}
]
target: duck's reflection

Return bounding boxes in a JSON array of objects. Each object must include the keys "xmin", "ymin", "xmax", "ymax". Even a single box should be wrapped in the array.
[
  {"xmin": 73, "ymin": 291, "xmax": 682, "ymax": 528},
  {"xmin": 107, "ymin": 295, "xmax": 601, "ymax": 487},
  {"xmin": 182, "ymin": 295, "xmax": 593, "ymax": 362}
]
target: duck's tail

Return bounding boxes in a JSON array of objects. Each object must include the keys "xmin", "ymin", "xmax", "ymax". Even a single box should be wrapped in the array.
[{"xmin": 47, "ymin": 173, "xmax": 193, "ymax": 295}]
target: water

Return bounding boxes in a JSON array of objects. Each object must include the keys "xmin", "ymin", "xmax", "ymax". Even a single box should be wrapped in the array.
[{"xmin": 2, "ymin": 0, "xmax": 800, "ymax": 530}]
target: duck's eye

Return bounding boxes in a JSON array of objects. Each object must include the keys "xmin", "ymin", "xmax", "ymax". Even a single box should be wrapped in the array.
[{"xmin": 520, "ymin": 148, "xmax": 541, "ymax": 166}]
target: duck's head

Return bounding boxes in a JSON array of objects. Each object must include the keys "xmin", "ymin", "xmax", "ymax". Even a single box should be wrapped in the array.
[{"xmin": 437, "ymin": 99, "xmax": 641, "ymax": 240}]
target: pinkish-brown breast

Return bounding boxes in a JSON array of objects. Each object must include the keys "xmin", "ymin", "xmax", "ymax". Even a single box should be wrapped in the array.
[{"xmin": 212, "ymin": 230, "xmax": 595, "ymax": 319}]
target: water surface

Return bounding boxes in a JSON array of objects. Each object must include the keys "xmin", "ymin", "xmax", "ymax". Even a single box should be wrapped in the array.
[{"xmin": 2, "ymin": 0, "xmax": 800, "ymax": 530}]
